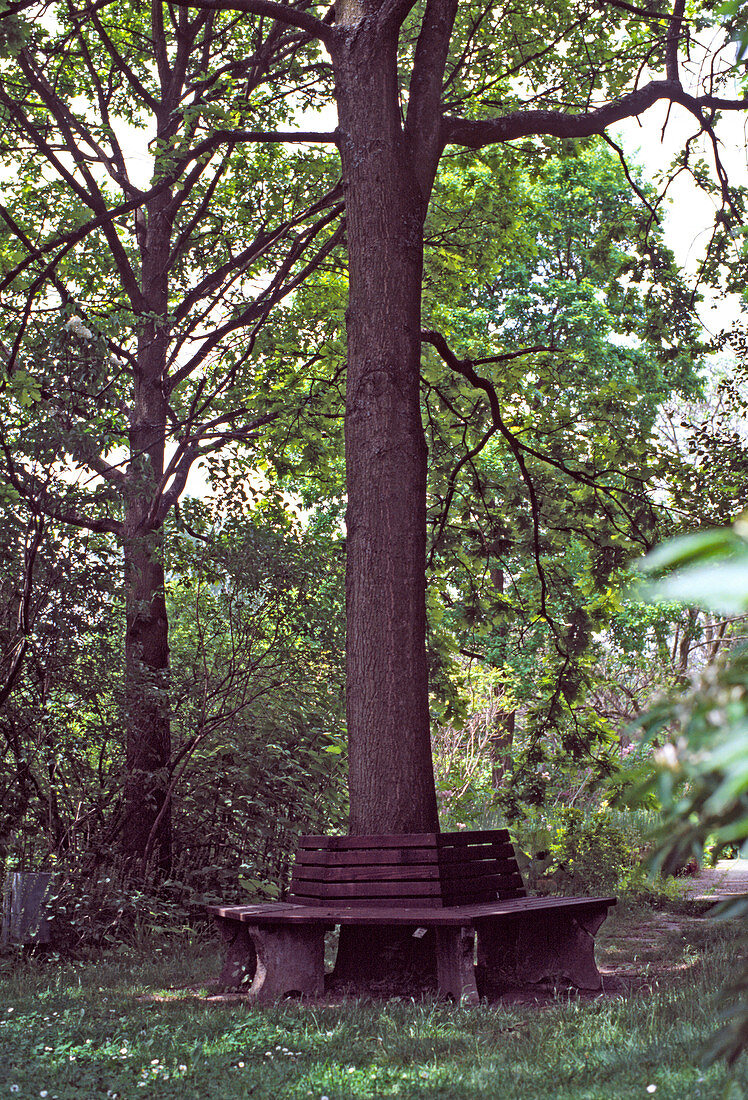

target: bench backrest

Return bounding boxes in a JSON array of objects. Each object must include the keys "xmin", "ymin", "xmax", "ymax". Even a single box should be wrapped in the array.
[{"xmin": 287, "ymin": 829, "xmax": 526, "ymax": 908}]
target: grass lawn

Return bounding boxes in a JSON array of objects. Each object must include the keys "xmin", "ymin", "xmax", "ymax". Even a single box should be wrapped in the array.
[{"xmin": 0, "ymin": 903, "xmax": 745, "ymax": 1099}]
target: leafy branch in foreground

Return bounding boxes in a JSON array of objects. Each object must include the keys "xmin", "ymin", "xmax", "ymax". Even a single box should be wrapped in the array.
[{"xmin": 631, "ymin": 518, "xmax": 748, "ymax": 1065}]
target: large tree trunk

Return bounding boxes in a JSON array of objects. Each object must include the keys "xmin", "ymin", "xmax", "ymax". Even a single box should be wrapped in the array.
[
  {"xmin": 333, "ymin": 26, "xmax": 439, "ymax": 836},
  {"xmin": 121, "ymin": 187, "xmax": 173, "ymax": 867}
]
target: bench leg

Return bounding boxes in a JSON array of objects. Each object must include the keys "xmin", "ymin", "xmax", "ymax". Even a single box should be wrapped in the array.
[
  {"xmin": 476, "ymin": 905, "xmax": 610, "ymax": 994},
  {"xmin": 214, "ymin": 917, "xmax": 257, "ymax": 991},
  {"xmin": 245, "ymin": 923, "xmax": 325, "ymax": 1003},
  {"xmin": 436, "ymin": 926, "xmax": 479, "ymax": 1004}
]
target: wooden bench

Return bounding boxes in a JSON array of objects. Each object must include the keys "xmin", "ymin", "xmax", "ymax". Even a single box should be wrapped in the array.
[{"xmin": 208, "ymin": 829, "xmax": 616, "ymax": 1003}]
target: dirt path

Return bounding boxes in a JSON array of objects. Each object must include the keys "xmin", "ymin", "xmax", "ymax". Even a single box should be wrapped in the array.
[{"xmin": 679, "ymin": 858, "xmax": 748, "ymax": 902}]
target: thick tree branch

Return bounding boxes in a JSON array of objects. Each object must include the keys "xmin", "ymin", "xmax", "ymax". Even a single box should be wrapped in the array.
[
  {"xmin": 171, "ymin": 0, "xmax": 336, "ymax": 46},
  {"xmin": 376, "ymin": 0, "xmax": 418, "ymax": 32},
  {"xmin": 599, "ymin": 0, "xmax": 680, "ymax": 23},
  {"xmin": 84, "ymin": 453, "xmax": 129, "ymax": 489},
  {"xmin": 666, "ymin": 0, "xmax": 686, "ymax": 84},
  {"xmin": 405, "ymin": 0, "xmax": 458, "ymax": 197},
  {"xmin": 443, "ymin": 81, "xmax": 748, "ymax": 150},
  {"xmin": 422, "ymin": 329, "xmax": 554, "ymax": 623},
  {"xmin": 148, "ymin": 409, "xmax": 282, "ymax": 526}
]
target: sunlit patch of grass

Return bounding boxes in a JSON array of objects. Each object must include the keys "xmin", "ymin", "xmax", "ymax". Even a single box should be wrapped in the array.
[{"xmin": 0, "ymin": 911, "xmax": 744, "ymax": 1099}]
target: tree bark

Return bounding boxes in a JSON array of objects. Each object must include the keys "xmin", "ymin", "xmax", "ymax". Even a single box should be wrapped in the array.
[
  {"xmin": 122, "ymin": 523, "xmax": 171, "ymax": 866},
  {"xmin": 489, "ymin": 568, "xmax": 515, "ymax": 788},
  {"xmin": 121, "ymin": 185, "xmax": 173, "ymax": 866},
  {"xmin": 333, "ymin": 24, "xmax": 439, "ymax": 835}
]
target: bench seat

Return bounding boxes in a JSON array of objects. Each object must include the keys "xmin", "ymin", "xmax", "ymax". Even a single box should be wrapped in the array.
[
  {"xmin": 209, "ymin": 830, "xmax": 616, "ymax": 1003},
  {"xmin": 208, "ymin": 894, "xmax": 615, "ymax": 925}
]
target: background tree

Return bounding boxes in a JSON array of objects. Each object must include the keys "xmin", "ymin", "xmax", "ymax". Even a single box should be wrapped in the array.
[{"xmin": 0, "ymin": 0, "xmax": 342, "ymax": 862}]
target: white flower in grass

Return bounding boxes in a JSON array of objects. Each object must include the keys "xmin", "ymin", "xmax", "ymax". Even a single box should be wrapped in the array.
[
  {"xmin": 646, "ymin": 1088, "xmax": 657, "ymax": 1095},
  {"xmin": 10, "ymin": 1087, "xmax": 19, "ymax": 1093}
]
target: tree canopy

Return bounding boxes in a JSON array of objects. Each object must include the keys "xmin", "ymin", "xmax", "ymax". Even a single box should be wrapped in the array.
[{"xmin": 1, "ymin": 0, "xmax": 746, "ymax": 854}]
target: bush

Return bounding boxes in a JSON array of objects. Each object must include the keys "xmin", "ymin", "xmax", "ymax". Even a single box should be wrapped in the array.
[
  {"xmin": 509, "ymin": 805, "xmax": 682, "ymax": 901},
  {"xmin": 546, "ymin": 806, "xmax": 634, "ymax": 893}
]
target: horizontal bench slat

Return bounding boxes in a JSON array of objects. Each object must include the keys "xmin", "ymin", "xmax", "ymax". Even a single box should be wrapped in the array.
[
  {"xmin": 445, "ymin": 874, "xmax": 526, "ymax": 897},
  {"xmin": 294, "ymin": 843, "xmax": 516, "ymax": 869},
  {"xmin": 290, "ymin": 879, "xmax": 443, "ymax": 899},
  {"xmin": 298, "ymin": 833, "xmax": 438, "ymax": 850},
  {"xmin": 289, "ymin": 875, "xmax": 526, "ymax": 905},
  {"xmin": 297, "ymin": 829, "xmax": 511, "ymax": 852},
  {"xmin": 291, "ymin": 868, "xmax": 523, "ymax": 892},
  {"xmin": 437, "ymin": 843, "xmax": 515, "ymax": 864},
  {"xmin": 291, "ymin": 857, "xmax": 521, "ymax": 885},
  {"xmin": 287, "ymin": 893, "xmax": 448, "ymax": 909},
  {"xmin": 293, "ymin": 863, "xmax": 441, "ymax": 883},
  {"xmin": 439, "ymin": 858, "xmax": 520, "ymax": 880},
  {"xmin": 437, "ymin": 829, "xmax": 511, "ymax": 846},
  {"xmin": 295, "ymin": 848, "xmax": 440, "ymax": 868}
]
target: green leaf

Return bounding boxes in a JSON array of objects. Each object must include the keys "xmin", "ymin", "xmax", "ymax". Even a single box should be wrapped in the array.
[
  {"xmin": 641, "ymin": 561, "xmax": 748, "ymax": 615},
  {"xmin": 637, "ymin": 529, "xmax": 748, "ymax": 576}
]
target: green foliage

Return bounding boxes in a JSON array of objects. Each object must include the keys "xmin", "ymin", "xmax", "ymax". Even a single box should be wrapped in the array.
[
  {"xmin": 717, "ymin": 0, "xmax": 748, "ymax": 65},
  {"xmin": 0, "ymin": 0, "xmax": 343, "ymax": 859},
  {"xmin": 546, "ymin": 806, "xmax": 639, "ymax": 895},
  {"xmin": 507, "ymin": 805, "xmax": 684, "ymax": 901},
  {"xmin": 0, "ymin": 483, "xmax": 347, "ymax": 918},
  {"xmin": 655, "ymin": 327, "xmax": 748, "ymax": 527},
  {"xmin": 422, "ymin": 140, "xmax": 705, "ymax": 766},
  {"xmin": 165, "ymin": 494, "xmax": 347, "ymax": 874},
  {"xmin": 0, "ymin": 508, "xmax": 123, "ymax": 867},
  {"xmin": 633, "ymin": 518, "xmax": 748, "ymax": 1064}
]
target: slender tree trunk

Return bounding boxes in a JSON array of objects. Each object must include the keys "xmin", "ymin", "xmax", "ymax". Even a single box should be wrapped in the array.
[
  {"xmin": 122, "ymin": 523, "xmax": 171, "ymax": 866},
  {"xmin": 121, "ymin": 187, "xmax": 173, "ymax": 866},
  {"xmin": 333, "ymin": 27, "xmax": 439, "ymax": 836},
  {"xmin": 489, "ymin": 568, "xmax": 515, "ymax": 787}
]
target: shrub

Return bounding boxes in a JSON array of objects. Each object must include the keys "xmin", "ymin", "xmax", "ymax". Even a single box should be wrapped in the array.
[{"xmin": 546, "ymin": 806, "xmax": 634, "ymax": 893}]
